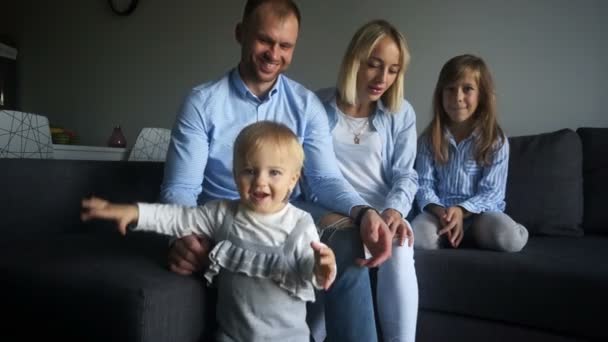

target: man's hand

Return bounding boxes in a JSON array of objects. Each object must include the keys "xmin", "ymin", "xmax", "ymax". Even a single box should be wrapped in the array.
[
  {"xmin": 356, "ymin": 208, "xmax": 392, "ymax": 268},
  {"xmin": 168, "ymin": 235, "xmax": 211, "ymax": 276},
  {"xmin": 438, "ymin": 206, "xmax": 465, "ymax": 248},
  {"xmin": 381, "ymin": 208, "xmax": 414, "ymax": 247},
  {"xmin": 311, "ymin": 241, "xmax": 337, "ymax": 290}
]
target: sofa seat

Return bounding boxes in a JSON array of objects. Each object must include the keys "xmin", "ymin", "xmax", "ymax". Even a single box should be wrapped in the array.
[
  {"xmin": 0, "ymin": 231, "xmax": 210, "ymax": 342},
  {"xmin": 415, "ymin": 235, "xmax": 608, "ymax": 341}
]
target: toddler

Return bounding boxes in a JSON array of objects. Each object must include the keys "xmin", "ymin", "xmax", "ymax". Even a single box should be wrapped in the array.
[{"xmin": 82, "ymin": 121, "xmax": 336, "ymax": 342}]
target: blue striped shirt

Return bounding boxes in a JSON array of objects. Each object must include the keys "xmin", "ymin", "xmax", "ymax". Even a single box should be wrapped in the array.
[
  {"xmin": 414, "ymin": 130, "xmax": 509, "ymax": 213},
  {"xmin": 159, "ymin": 68, "xmax": 367, "ymax": 215}
]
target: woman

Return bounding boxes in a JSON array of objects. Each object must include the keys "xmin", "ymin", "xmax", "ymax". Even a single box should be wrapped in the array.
[{"xmin": 315, "ymin": 19, "xmax": 419, "ymax": 342}]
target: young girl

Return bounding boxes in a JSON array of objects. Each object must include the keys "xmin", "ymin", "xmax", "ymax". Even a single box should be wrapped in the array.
[
  {"xmin": 412, "ymin": 54, "xmax": 529, "ymax": 252},
  {"xmin": 314, "ymin": 19, "xmax": 419, "ymax": 342},
  {"xmin": 81, "ymin": 121, "xmax": 336, "ymax": 342}
]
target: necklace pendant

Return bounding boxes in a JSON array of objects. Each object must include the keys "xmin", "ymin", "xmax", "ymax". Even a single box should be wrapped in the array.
[{"xmin": 354, "ymin": 136, "xmax": 360, "ymax": 144}]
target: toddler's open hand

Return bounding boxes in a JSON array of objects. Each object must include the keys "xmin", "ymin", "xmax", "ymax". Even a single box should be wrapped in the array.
[
  {"xmin": 311, "ymin": 241, "xmax": 336, "ymax": 290},
  {"xmin": 81, "ymin": 196, "xmax": 139, "ymax": 235}
]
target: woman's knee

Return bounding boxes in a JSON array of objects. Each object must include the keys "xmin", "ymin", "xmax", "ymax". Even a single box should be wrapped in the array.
[
  {"xmin": 381, "ymin": 242, "xmax": 416, "ymax": 272},
  {"xmin": 377, "ymin": 246, "xmax": 417, "ymax": 288}
]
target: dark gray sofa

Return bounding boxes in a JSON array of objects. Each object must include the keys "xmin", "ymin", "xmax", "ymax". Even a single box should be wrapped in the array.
[
  {"xmin": 0, "ymin": 127, "xmax": 606, "ymax": 342},
  {"xmin": 415, "ymin": 127, "xmax": 608, "ymax": 342},
  {"xmin": 0, "ymin": 161, "xmax": 210, "ymax": 341}
]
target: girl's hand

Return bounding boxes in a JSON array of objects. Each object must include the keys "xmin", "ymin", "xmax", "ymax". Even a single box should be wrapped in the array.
[
  {"xmin": 311, "ymin": 241, "xmax": 336, "ymax": 290},
  {"xmin": 438, "ymin": 206, "xmax": 464, "ymax": 248},
  {"xmin": 382, "ymin": 209, "xmax": 414, "ymax": 247},
  {"xmin": 81, "ymin": 196, "xmax": 139, "ymax": 235},
  {"xmin": 428, "ymin": 204, "xmax": 447, "ymax": 221}
]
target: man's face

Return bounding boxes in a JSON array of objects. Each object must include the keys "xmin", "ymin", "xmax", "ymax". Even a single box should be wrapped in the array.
[{"xmin": 237, "ymin": 4, "xmax": 299, "ymax": 95}]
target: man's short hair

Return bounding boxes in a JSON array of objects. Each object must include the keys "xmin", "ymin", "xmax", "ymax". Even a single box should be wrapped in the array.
[{"xmin": 242, "ymin": 0, "xmax": 302, "ymax": 26}]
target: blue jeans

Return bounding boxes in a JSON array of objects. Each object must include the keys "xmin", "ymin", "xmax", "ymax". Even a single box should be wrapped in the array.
[{"xmin": 294, "ymin": 201, "xmax": 377, "ymax": 342}]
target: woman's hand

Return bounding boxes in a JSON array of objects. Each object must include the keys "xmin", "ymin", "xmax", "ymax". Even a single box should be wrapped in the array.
[
  {"xmin": 382, "ymin": 208, "xmax": 414, "ymax": 247},
  {"xmin": 81, "ymin": 196, "xmax": 139, "ymax": 235},
  {"xmin": 438, "ymin": 206, "xmax": 465, "ymax": 248},
  {"xmin": 311, "ymin": 241, "xmax": 336, "ymax": 290},
  {"xmin": 357, "ymin": 208, "xmax": 392, "ymax": 267}
]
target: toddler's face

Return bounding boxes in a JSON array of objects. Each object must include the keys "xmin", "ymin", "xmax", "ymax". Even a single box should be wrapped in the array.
[
  {"xmin": 442, "ymin": 71, "xmax": 479, "ymax": 125},
  {"xmin": 235, "ymin": 144, "xmax": 300, "ymax": 215}
]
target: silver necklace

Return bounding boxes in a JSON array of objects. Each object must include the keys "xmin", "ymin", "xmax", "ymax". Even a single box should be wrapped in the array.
[{"xmin": 343, "ymin": 115, "xmax": 369, "ymax": 144}]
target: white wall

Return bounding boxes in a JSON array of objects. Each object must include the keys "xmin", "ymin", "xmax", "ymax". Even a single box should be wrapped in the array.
[{"xmin": 3, "ymin": 0, "xmax": 606, "ymax": 146}]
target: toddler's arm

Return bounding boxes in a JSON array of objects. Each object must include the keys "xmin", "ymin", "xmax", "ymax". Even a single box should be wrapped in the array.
[
  {"xmin": 311, "ymin": 242, "xmax": 336, "ymax": 290},
  {"xmin": 81, "ymin": 196, "xmax": 138, "ymax": 235},
  {"xmin": 82, "ymin": 196, "xmax": 217, "ymax": 239}
]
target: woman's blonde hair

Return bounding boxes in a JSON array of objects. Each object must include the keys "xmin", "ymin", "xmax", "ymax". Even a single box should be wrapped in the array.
[
  {"xmin": 233, "ymin": 121, "xmax": 304, "ymax": 175},
  {"xmin": 337, "ymin": 19, "xmax": 410, "ymax": 113},
  {"xmin": 426, "ymin": 54, "xmax": 504, "ymax": 166}
]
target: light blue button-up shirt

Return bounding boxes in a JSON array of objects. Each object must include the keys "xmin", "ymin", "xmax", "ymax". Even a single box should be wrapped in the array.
[
  {"xmin": 316, "ymin": 87, "xmax": 418, "ymax": 216},
  {"xmin": 415, "ymin": 130, "xmax": 509, "ymax": 214},
  {"xmin": 160, "ymin": 68, "xmax": 367, "ymax": 215}
]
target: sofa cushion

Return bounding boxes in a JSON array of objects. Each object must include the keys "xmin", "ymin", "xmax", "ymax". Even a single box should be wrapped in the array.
[
  {"xmin": 506, "ymin": 129, "xmax": 583, "ymax": 236},
  {"xmin": 0, "ymin": 230, "xmax": 212, "ymax": 342},
  {"xmin": 415, "ymin": 236, "xmax": 608, "ymax": 341},
  {"xmin": 576, "ymin": 127, "xmax": 608, "ymax": 234}
]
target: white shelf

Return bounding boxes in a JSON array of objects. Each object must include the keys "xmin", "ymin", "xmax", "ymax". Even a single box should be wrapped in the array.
[{"xmin": 52, "ymin": 144, "xmax": 129, "ymax": 161}]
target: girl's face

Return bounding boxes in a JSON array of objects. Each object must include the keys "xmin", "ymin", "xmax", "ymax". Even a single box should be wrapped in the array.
[
  {"xmin": 442, "ymin": 71, "xmax": 480, "ymax": 125},
  {"xmin": 235, "ymin": 143, "xmax": 300, "ymax": 215},
  {"xmin": 356, "ymin": 36, "xmax": 401, "ymax": 105}
]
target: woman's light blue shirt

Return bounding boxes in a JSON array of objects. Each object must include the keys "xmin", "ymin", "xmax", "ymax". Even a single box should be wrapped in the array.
[{"xmin": 315, "ymin": 87, "xmax": 419, "ymax": 216}]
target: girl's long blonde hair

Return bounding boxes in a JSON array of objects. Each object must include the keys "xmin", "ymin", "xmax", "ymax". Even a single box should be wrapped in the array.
[{"xmin": 426, "ymin": 54, "xmax": 504, "ymax": 166}]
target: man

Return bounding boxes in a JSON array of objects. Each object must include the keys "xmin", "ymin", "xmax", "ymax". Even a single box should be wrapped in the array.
[{"xmin": 160, "ymin": 1, "xmax": 392, "ymax": 340}]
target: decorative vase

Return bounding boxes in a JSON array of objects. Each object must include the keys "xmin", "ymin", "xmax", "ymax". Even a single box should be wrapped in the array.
[{"xmin": 108, "ymin": 125, "xmax": 127, "ymax": 148}]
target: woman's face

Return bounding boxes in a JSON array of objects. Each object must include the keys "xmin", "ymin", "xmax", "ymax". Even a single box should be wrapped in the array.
[{"xmin": 356, "ymin": 36, "xmax": 401, "ymax": 105}]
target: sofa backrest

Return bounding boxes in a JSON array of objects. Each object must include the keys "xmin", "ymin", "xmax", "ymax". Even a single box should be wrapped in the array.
[
  {"xmin": 505, "ymin": 129, "xmax": 584, "ymax": 237},
  {"xmin": 0, "ymin": 159, "xmax": 165, "ymax": 242},
  {"xmin": 576, "ymin": 127, "xmax": 608, "ymax": 235}
]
